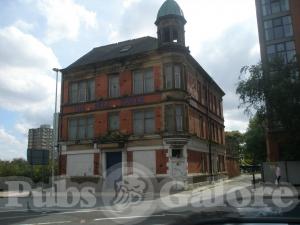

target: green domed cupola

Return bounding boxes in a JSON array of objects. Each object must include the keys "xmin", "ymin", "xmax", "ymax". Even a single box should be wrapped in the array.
[
  {"xmin": 155, "ymin": 0, "xmax": 187, "ymax": 47},
  {"xmin": 156, "ymin": 0, "xmax": 185, "ymax": 23}
]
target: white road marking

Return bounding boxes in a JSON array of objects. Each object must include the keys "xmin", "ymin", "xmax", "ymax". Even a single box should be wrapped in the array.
[
  {"xmin": 19, "ymin": 221, "xmax": 71, "ymax": 225},
  {"xmin": 57, "ymin": 209, "xmax": 121, "ymax": 214},
  {"xmin": 0, "ymin": 209, "xmax": 29, "ymax": 213},
  {"xmin": 94, "ymin": 213, "xmax": 183, "ymax": 221}
]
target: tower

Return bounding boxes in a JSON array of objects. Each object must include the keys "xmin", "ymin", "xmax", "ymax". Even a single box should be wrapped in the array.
[{"xmin": 155, "ymin": 0, "xmax": 187, "ymax": 47}]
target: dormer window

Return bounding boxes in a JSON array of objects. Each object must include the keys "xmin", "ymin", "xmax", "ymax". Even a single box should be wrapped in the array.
[{"xmin": 120, "ymin": 45, "xmax": 132, "ymax": 53}]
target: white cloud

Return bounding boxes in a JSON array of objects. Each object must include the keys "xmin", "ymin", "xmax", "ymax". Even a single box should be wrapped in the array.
[
  {"xmin": 0, "ymin": 26, "xmax": 59, "ymax": 112},
  {"xmin": 36, "ymin": 0, "xmax": 97, "ymax": 44},
  {"xmin": 13, "ymin": 20, "xmax": 35, "ymax": 33},
  {"xmin": 0, "ymin": 25, "xmax": 60, "ymax": 159},
  {"xmin": 0, "ymin": 26, "xmax": 58, "ymax": 69},
  {"xmin": 123, "ymin": 0, "xmax": 141, "ymax": 9},
  {"xmin": 0, "ymin": 127, "xmax": 26, "ymax": 160}
]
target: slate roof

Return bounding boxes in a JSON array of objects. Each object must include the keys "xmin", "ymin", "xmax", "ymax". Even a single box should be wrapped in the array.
[
  {"xmin": 63, "ymin": 36, "xmax": 225, "ymax": 95},
  {"xmin": 64, "ymin": 36, "xmax": 158, "ymax": 71}
]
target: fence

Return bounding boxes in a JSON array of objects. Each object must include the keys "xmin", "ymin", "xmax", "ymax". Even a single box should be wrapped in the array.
[{"xmin": 262, "ymin": 161, "xmax": 300, "ymax": 185}]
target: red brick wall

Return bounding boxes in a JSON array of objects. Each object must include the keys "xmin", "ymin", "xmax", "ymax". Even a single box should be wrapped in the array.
[
  {"xmin": 187, "ymin": 150, "xmax": 201, "ymax": 174},
  {"xmin": 155, "ymin": 107, "xmax": 162, "ymax": 133},
  {"xmin": 59, "ymin": 155, "xmax": 67, "ymax": 175},
  {"xmin": 60, "ymin": 117, "xmax": 68, "ymax": 141},
  {"xmin": 153, "ymin": 65, "xmax": 161, "ymax": 90},
  {"xmin": 120, "ymin": 70, "xmax": 132, "ymax": 96},
  {"xmin": 94, "ymin": 153, "xmax": 100, "ymax": 175},
  {"xmin": 226, "ymin": 157, "xmax": 240, "ymax": 178},
  {"xmin": 95, "ymin": 74, "xmax": 107, "ymax": 99},
  {"xmin": 156, "ymin": 149, "xmax": 168, "ymax": 174},
  {"xmin": 95, "ymin": 112, "xmax": 108, "ymax": 137},
  {"xmin": 63, "ymin": 80, "xmax": 68, "ymax": 104},
  {"xmin": 120, "ymin": 110, "xmax": 132, "ymax": 135}
]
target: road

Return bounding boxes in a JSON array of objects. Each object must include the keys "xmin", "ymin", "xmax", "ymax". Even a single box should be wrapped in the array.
[{"xmin": 0, "ymin": 175, "xmax": 299, "ymax": 225}]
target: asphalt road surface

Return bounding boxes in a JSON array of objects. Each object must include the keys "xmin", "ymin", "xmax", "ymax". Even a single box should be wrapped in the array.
[{"xmin": 0, "ymin": 176, "xmax": 299, "ymax": 225}]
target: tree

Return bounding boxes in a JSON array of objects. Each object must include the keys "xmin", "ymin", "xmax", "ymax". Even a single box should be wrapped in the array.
[
  {"xmin": 0, "ymin": 158, "xmax": 57, "ymax": 184},
  {"xmin": 225, "ymin": 131, "xmax": 244, "ymax": 161},
  {"xmin": 243, "ymin": 114, "xmax": 267, "ymax": 164},
  {"xmin": 236, "ymin": 58, "xmax": 300, "ymax": 160}
]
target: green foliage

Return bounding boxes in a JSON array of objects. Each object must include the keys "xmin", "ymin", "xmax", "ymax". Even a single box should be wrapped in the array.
[
  {"xmin": 225, "ymin": 131, "xmax": 244, "ymax": 159},
  {"xmin": 236, "ymin": 58, "xmax": 300, "ymax": 160},
  {"xmin": 243, "ymin": 114, "xmax": 267, "ymax": 164},
  {"xmin": 0, "ymin": 158, "xmax": 57, "ymax": 183}
]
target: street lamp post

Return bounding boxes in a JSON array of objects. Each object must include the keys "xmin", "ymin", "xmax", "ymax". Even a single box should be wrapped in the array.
[{"xmin": 52, "ymin": 68, "xmax": 60, "ymax": 189}]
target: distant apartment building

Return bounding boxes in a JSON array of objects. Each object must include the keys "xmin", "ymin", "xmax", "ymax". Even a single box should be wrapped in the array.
[
  {"xmin": 28, "ymin": 124, "xmax": 54, "ymax": 151},
  {"xmin": 255, "ymin": 0, "xmax": 300, "ymax": 161},
  {"xmin": 58, "ymin": 0, "xmax": 228, "ymax": 185}
]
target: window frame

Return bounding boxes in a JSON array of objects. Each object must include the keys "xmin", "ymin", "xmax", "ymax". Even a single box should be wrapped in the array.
[
  {"xmin": 108, "ymin": 112, "xmax": 120, "ymax": 132},
  {"xmin": 133, "ymin": 68, "xmax": 154, "ymax": 95},
  {"xmin": 68, "ymin": 116, "xmax": 94, "ymax": 140},
  {"xmin": 264, "ymin": 16, "xmax": 293, "ymax": 41},
  {"xmin": 165, "ymin": 104, "xmax": 185, "ymax": 133},
  {"xmin": 133, "ymin": 109, "xmax": 155, "ymax": 135},
  {"xmin": 108, "ymin": 74, "xmax": 120, "ymax": 98},
  {"xmin": 267, "ymin": 41, "xmax": 296, "ymax": 64},
  {"xmin": 261, "ymin": 0, "xmax": 290, "ymax": 17},
  {"xmin": 164, "ymin": 63, "xmax": 184, "ymax": 90},
  {"xmin": 69, "ymin": 79, "xmax": 95, "ymax": 104}
]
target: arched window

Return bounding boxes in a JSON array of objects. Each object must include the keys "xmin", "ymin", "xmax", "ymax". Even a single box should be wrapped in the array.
[
  {"xmin": 163, "ymin": 27, "xmax": 171, "ymax": 42},
  {"xmin": 172, "ymin": 28, "xmax": 179, "ymax": 43}
]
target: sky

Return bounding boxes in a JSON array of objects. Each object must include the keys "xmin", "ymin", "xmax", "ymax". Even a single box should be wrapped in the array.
[{"xmin": 0, "ymin": 0, "xmax": 261, "ymax": 160}]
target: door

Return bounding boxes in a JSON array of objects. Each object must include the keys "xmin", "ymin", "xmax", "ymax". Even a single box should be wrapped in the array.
[{"xmin": 105, "ymin": 152, "xmax": 122, "ymax": 187}]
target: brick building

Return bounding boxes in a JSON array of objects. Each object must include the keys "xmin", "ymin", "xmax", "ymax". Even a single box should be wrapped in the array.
[
  {"xmin": 255, "ymin": 0, "xmax": 300, "ymax": 161},
  {"xmin": 58, "ymin": 0, "xmax": 226, "ymax": 185}
]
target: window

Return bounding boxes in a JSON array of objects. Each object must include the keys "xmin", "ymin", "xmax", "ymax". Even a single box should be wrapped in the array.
[
  {"xmin": 133, "ymin": 109, "xmax": 155, "ymax": 135},
  {"xmin": 172, "ymin": 149, "xmax": 183, "ymax": 158},
  {"xmin": 133, "ymin": 68, "xmax": 154, "ymax": 94},
  {"xmin": 109, "ymin": 75, "xmax": 119, "ymax": 98},
  {"xmin": 69, "ymin": 79, "xmax": 95, "ymax": 103},
  {"xmin": 164, "ymin": 64, "xmax": 183, "ymax": 89},
  {"xmin": 164, "ymin": 65, "xmax": 173, "ymax": 89},
  {"xmin": 68, "ymin": 117, "xmax": 94, "ymax": 140},
  {"xmin": 261, "ymin": 0, "xmax": 289, "ymax": 16},
  {"xmin": 172, "ymin": 29, "xmax": 179, "ymax": 43},
  {"xmin": 267, "ymin": 41, "xmax": 296, "ymax": 63},
  {"xmin": 264, "ymin": 16, "xmax": 293, "ymax": 41},
  {"xmin": 165, "ymin": 105, "xmax": 185, "ymax": 132},
  {"xmin": 108, "ymin": 112, "xmax": 119, "ymax": 131},
  {"xmin": 202, "ymin": 85, "xmax": 206, "ymax": 105},
  {"xmin": 163, "ymin": 27, "xmax": 170, "ymax": 42},
  {"xmin": 197, "ymin": 81, "xmax": 202, "ymax": 102}
]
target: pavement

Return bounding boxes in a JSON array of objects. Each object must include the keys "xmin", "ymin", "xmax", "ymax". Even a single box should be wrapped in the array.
[{"xmin": 0, "ymin": 174, "xmax": 299, "ymax": 225}]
